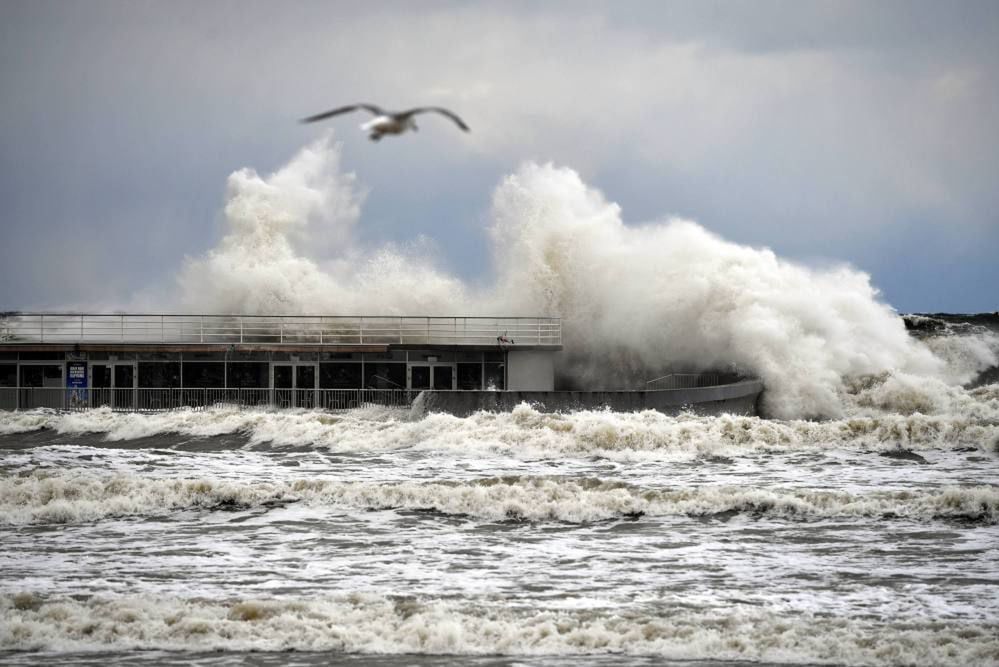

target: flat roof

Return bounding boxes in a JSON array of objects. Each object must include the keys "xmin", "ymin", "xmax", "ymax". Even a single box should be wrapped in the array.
[{"xmin": 1, "ymin": 313, "xmax": 563, "ymax": 350}]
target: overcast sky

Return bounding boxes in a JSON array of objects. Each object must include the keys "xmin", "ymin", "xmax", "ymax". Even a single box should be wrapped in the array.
[{"xmin": 1, "ymin": 0, "xmax": 997, "ymax": 313}]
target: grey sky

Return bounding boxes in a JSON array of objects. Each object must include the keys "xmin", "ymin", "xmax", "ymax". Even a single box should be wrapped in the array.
[{"xmin": 1, "ymin": 0, "xmax": 997, "ymax": 313}]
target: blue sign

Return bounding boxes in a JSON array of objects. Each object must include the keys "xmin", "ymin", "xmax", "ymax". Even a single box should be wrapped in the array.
[{"xmin": 67, "ymin": 362, "xmax": 88, "ymax": 406}]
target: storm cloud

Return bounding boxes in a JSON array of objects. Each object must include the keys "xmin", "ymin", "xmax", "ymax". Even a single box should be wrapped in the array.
[{"xmin": 1, "ymin": 0, "xmax": 997, "ymax": 312}]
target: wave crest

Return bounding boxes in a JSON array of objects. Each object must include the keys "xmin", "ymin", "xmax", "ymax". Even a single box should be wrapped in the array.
[
  {"xmin": 3, "ymin": 472, "xmax": 996, "ymax": 525},
  {"xmin": 3, "ymin": 593, "xmax": 997, "ymax": 664}
]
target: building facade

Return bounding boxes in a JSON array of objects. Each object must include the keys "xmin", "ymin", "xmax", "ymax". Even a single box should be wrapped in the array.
[{"xmin": 0, "ymin": 314, "xmax": 561, "ymax": 411}]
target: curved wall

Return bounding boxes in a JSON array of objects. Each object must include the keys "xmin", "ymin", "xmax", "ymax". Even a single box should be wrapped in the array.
[{"xmin": 419, "ymin": 379, "xmax": 763, "ymax": 417}]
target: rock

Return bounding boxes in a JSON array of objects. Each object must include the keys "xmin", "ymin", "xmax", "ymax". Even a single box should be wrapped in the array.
[{"xmin": 879, "ymin": 449, "xmax": 929, "ymax": 464}]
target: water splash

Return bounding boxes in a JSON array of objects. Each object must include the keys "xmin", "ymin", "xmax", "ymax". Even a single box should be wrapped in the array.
[{"xmin": 169, "ymin": 139, "xmax": 996, "ymax": 418}]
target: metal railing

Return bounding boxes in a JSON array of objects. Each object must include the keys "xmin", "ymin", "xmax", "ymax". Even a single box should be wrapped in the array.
[
  {"xmin": 644, "ymin": 373, "xmax": 723, "ymax": 391},
  {"xmin": 0, "ymin": 387, "xmax": 412, "ymax": 413},
  {"xmin": 0, "ymin": 313, "xmax": 561, "ymax": 346}
]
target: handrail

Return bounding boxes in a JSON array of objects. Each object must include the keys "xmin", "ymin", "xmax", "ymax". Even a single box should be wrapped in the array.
[
  {"xmin": 0, "ymin": 386, "xmax": 414, "ymax": 413},
  {"xmin": 645, "ymin": 373, "xmax": 723, "ymax": 390},
  {"xmin": 0, "ymin": 313, "xmax": 562, "ymax": 347}
]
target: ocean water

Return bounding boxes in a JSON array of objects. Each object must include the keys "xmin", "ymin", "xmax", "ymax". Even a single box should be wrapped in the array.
[{"xmin": 2, "ymin": 320, "xmax": 999, "ymax": 666}]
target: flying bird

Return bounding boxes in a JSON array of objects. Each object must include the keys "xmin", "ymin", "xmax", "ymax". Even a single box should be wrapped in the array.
[{"xmin": 301, "ymin": 104, "xmax": 470, "ymax": 141}]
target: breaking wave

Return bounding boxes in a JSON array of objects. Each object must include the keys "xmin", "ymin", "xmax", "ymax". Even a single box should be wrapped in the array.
[
  {"xmin": 3, "ymin": 472, "xmax": 996, "ymax": 525},
  {"xmin": 161, "ymin": 137, "xmax": 998, "ymax": 419},
  {"xmin": 2, "ymin": 385, "xmax": 997, "ymax": 459},
  {"xmin": 3, "ymin": 592, "xmax": 997, "ymax": 664}
]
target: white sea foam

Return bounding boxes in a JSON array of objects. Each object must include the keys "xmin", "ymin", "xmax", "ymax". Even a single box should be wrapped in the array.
[
  {"xmin": 2, "ymin": 392, "xmax": 997, "ymax": 460},
  {"xmin": 156, "ymin": 138, "xmax": 998, "ymax": 419},
  {"xmin": 0, "ymin": 409, "xmax": 69, "ymax": 436},
  {"xmin": 2, "ymin": 471, "xmax": 996, "ymax": 525},
  {"xmin": 2, "ymin": 593, "xmax": 996, "ymax": 664}
]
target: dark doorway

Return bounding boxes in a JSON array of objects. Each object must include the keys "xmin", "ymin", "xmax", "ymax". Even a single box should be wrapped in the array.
[
  {"xmin": 296, "ymin": 365, "xmax": 316, "ymax": 408},
  {"xmin": 274, "ymin": 365, "xmax": 293, "ymax": 407},
  {"xmin": 114, "ymin": 365, "xmax": 134, "ymax": 409},
  {"xmin": 432, "ymin": 366, "xmax": 453, "ymax": 390},
  {"xmin": 411, "ymin": 366, "xmax": 430, "ymax": 390}
]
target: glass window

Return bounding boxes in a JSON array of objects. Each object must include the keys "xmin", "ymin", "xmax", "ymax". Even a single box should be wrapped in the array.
[
  {"xmin": 320, "ymin": 351, "xmax": 362, "ymax": 361},
  {"xmin": 320, "ymin": 363, "xmax": 362, "ymax": 389},
  {"xmin": 484, "ymin": 362, "xmax": 505, "ymax": 390},
  {"xmin": 0, "ymin": 364, "xmax": 16, "ymax": 387},
  {"xmin": 274, "ymin": 365, "xmax": 293, "ymax": 389},
  {"xmin": 184, "ymin": 352, "xmax": 226, "ymax": 361},
  {"xmin": 410, "ymin": 366, "xmax": 430, "ymax": 390},
  {"xmin": 114, "ymin": 365, "xmax": 134, "ymax": 389},
  {"xmin": 138, "ymin": 362, "xmax": 181, "ymax": 388},
  {"xmin": 18, "ymin": 352, "xmax": 64, "ymax": 361},
  {"xmin": 182, "ymin": 362, "xmax": 225, "ymax": 387},
  {"xmin": 364, "ymin": 362, "xmax": 406, "ymax": 389},
  {"xmin": 433, "ymin": 366, "xmax": 453, "ymax": 390},
  {"xmin": 364, "ymin": 351, "xmax": 408, "ymax": 362},
  {"xmin": 226, "ymin": 362, "xmax": 269, "ymax": 388},
  {"xmin": 137, "ymin": 352, "xmax": 180, "ymax": 361},
  {"xmin": 296, "ymin": 365, "xmax": 315, "ymax": 390},
  {"xmin": 20, "ymin": 365, "xmax": 62, "ymax": 387},
  {"xmin": 228, "ymin": 350, "xmax": 270, "ymax": 361},
  {"xmin": 456, "ymin": 363, "xmax": 482, "ymax": 390},
  {"xmin": 92, "ymin": 365, "xmax": 111, "ymax": 388},
  {"xmin": 418, "ymin": 351, "xmax": 453, "ymax": 362}
]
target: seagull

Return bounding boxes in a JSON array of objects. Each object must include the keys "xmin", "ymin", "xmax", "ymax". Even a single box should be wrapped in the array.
[{"xmin": 301, "ymin": 104, "xmax": 470, "ymax": 141}]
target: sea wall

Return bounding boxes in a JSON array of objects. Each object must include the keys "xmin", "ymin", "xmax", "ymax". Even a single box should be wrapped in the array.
[{"xmin": 419, "ymin": 379, "xmax": 763, "ymax": 417}]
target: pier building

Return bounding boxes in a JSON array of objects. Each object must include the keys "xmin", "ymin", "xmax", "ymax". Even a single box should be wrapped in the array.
[
  {"xmin": 0, "ymin": 312, "xmax": 762, "ymax": 415},
  {"xmin": 0, "ymin": 313, "xmax": 559, "ymax": 411}
]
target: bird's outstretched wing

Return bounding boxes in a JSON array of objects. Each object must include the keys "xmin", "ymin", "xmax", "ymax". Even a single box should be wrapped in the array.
[
  {"xmin": 403, "ymin": 107, "xmax": 470, "ymax": 131},
  {"xmin": 300, "ymin": 104, "xmax": 384, "ymax": 124}
]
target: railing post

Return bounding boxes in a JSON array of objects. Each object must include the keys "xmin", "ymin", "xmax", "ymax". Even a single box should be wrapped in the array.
[
  {"xmin": 359, "ymin": 317, "xmax": 363, "ymax": 345},
  {"xmin": 200, "ymin": 316, "xmax": 204, "ymax": 343},
  {"xmin": 240, "ymin": 317, "xmax": 244, "ymax": 343},
  {"xmin": 280, "ymin": 319, "xmax": 284, "ymax": 344},
  {"xmin": 81, "ymin": 315, "xmax": 84, "ymax": 339},
  {"xmin": 161, "ymin": 315, "xmax": 164, "ymax": 342},
  {"xmin": 39, "ymin": 314, "xmax": 44, "ymax": 343},
  {"xmin": 120, "ymin": 314, "xmax": 125, "ymax": 341}
]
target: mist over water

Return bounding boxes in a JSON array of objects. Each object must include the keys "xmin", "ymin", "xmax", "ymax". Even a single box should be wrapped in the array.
[{"xmin": 176, "ymin": 136, "xmax": 996, "ymax": 418}]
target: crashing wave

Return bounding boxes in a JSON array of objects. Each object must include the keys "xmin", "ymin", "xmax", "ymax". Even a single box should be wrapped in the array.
[
  {"xmin": 2, "ymin": 472, "xmax": 996, "ymax": 525},
  {"xmin": 2, "ymin": 592, "xmax": 997, "ymax": 665}
]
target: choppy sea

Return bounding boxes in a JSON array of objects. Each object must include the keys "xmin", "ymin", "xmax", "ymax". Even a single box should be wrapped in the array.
[{"xmin": 1, "ymin": 315, "xmax": 998, "ymax": 666}]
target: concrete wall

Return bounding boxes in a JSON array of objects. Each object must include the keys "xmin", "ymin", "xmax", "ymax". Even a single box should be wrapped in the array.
[
  {"xmin": 506, "ymin": 350, "xmax": 555, "ymax": 391},
  {"xmin": 419, "ymin": 379, "xmax": 763, "ymax": 418}
]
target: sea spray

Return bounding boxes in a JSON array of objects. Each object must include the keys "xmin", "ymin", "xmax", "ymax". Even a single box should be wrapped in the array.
[
  {"xmin": 176, "ymin": 134, "xmax": 468, "ymax": 316},
  {"xmin": 168, "ymin": 138, "xmax": 996, "ymax": 419}
]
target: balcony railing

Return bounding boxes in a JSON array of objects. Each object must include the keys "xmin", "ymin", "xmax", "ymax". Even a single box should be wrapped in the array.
[
  {"xmin": 0, "ymin": 387, "xmax": 413, "ymax": 412},
  {"xmin": 0, "ymin": 313, "xmax": 561, "ymax": 347},
  {"xmin": 644, "ymin": 373, "xmax": 722, "ymax": 390}
]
